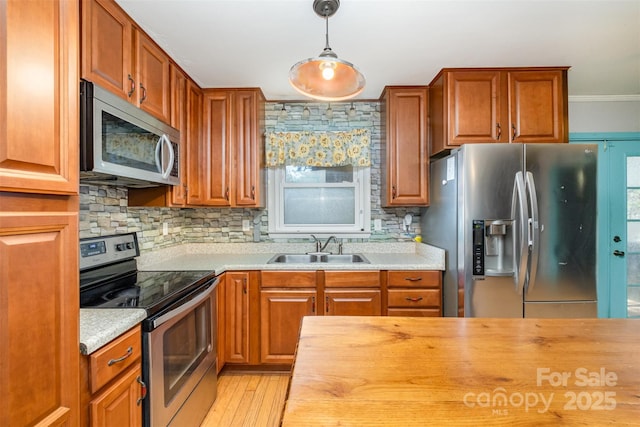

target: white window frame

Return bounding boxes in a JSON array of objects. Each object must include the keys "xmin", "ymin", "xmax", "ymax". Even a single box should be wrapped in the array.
[{"xmin": 267, "ymin": 166, "xmax": 371, "ymax": 238}]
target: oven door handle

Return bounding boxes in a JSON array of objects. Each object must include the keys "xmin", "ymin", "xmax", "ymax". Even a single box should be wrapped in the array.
[{"xmin": 151, "ymin": 277, "xmax": 218, "ymax": 329}]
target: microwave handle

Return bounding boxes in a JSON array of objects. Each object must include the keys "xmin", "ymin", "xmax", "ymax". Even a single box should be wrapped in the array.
[
  {"xmin": 161, "ymin": 134, "xmax": 175, "ymax": 179},
  {"xmin": 154, "ymin": 136, "xmax": 163, "ymax": 173},
  {"xmin": 154, "ymin": 134, "xmax": 175, "ymax": 179}
]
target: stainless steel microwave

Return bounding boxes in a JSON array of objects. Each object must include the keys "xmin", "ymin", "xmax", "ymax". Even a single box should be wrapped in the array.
[{"xmin": 80, "ymin": 80, "xmax": 180, "ymax": 188}]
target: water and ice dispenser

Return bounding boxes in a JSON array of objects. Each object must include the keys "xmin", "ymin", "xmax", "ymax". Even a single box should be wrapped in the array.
[{"xmin": 472, "ymin": 219, "xmax": 515, "ymax": 278}]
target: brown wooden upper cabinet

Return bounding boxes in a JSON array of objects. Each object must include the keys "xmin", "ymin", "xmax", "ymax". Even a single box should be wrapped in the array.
[
  {"xmin": 81, "ymin": 0, "xmax": 171, "ymax": 124},
  {"xmin": 202, "ymin": 89, "xmax": 266, "ymax": 207},
  {"xmin": 429, "ymin": 67, "xmax": 569, "ymax": 157},
  {"xmin": 380, "ymin": 86, "xmax": 430, "ymax": 207},
  {"xmin": 1, "ymin": 0, "xmax": 80, "ymax": 194}
]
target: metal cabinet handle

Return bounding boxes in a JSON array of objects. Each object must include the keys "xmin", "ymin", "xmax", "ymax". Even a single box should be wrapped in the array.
[
  {"xmin": 127, "ymin": 74, "xmax": 135, "ymax": 97},
  {"xmin": 512, "ymin": 123, "xmax": 517, "ymax": 141},
  {"xmin": 107, "ymin": 346, "xmax": 133, "ymax": 366},
  {"xmin": 139, "ymin": 83, "xmax": 147, "ymax": 103},
  {"xmin": 405, "ymin": 296, "xmax": 424, "ymax": 302},
  {"xmin": 225, "ymin": 187, "xmax": 230, "ymax": 201},
  {"xmin": 613, "ymin": 250, "xmax": 625, "ymax": 257},
  {"xmin": 496, "ymin": 123, "xmax": 501, "ymax": 140},
  {"xmin": 392, "ymin": 185, "xmax": 397, "ymax": 199},
  {"xmin": 404, "ymin": 277, "xmax": 422, "ymax": 282},
  {"xmin": 325, "ymin": 296, "xmax": 329, "ymax": 313},
  {"xmin": 242, "ymin": 277, "xmax": 247, "ymax": 294},
  {"xmin": 311, "ymin": 296, "xmax": 316, "ymax": 313},
  {"xmin": 251, "ymin": 185, "xmax": 255, "ymax": 200},
  {"xmin": 136, "ymin": 376, "xmax": 147, "ymax": 406}
]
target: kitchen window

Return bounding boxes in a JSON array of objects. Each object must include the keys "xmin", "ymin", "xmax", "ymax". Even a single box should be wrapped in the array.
[{"xmin": 267, "ymin": 165, "xmax": 371, "ymax": 238}]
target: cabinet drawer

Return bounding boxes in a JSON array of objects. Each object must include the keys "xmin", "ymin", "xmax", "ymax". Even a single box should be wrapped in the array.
[
  {"xmin": 388, "ymin": 289, "xmax": 441, "ymax": 308},
  {"xmin": 90, "ymin": 326, "xmax": 141, "ymax": 394},
  {"xmin": 261, "ymin": 271, "xmax": 317, "ymax": 288},
  {"xmin": 387, "ymin": 271, "xmax": 441, "ymax": 288},
  {"xmin": 324, "ymin": 271, "xmax": 380, "ymax": 288},
  {"xmin": 387, "ymin": 308, "xmax": 442, "ymax": 317}
]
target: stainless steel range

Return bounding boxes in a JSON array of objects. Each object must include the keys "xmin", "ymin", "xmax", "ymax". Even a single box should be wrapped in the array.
[{"xmin": 80, "ymin": 233, "xmax": 218, "ymax": 427}]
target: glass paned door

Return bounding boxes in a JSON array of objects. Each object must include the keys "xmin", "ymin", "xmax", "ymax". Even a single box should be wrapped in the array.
[
  {"xmin": 608, "ymin": 142, "xmax": 640, "ymax": 318},
  {"xmin": 625, "ymin": 157, "xmax": 640, "ymax": 317}
]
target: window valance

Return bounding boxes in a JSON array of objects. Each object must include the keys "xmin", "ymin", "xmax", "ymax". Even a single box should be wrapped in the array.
[{"xmin": 265, "ymin": 129, "xmax": 371, "ymax": 168}]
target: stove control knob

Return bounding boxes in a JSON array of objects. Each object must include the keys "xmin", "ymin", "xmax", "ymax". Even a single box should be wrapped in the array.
[{"xmin": 115, "ymin": 243, "xmax": 124, "ymax": 251}]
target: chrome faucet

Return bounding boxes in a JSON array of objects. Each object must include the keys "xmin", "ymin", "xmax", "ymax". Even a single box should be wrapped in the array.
[
  {"xmin": 310, "ymin": 234, "xmax": 322, "ymax": 253},
  {"xmin": 319, "ymin": 236, "xmax": 337, "ymax": 253},
  {"xmin": 309, "ymin": 235, "xmax": 340, "ymax": 254}
]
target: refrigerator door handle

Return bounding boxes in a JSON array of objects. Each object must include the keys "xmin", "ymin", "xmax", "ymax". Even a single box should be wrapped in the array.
[
  {"xmin": 511, "ymin": 171, "xmax": 529, "ymax": 295},
  {"xmin": 525, "ymin": 172, "xmax": 540, "ymax": 294}
]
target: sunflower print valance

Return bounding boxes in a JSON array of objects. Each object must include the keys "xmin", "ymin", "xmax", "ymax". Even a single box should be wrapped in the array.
[{"xmin": 265, "ymin": 129, "xmax": 371, "ymax": 168}]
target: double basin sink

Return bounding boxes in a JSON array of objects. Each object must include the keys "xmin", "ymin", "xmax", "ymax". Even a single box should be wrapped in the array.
[{"xmin": 267, "ymin": 253, "xmax": 370, "ymax": 264}]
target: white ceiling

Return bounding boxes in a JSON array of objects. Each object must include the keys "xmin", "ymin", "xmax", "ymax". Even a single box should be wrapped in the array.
[{"xmin": 115, "ymin": 0, "xmax": 640, "ymax": 101}]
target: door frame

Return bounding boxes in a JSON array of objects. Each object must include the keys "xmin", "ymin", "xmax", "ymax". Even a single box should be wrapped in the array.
[{"xmin": 570, "ymin": 132, "xmax": 640, "ymax": 318}]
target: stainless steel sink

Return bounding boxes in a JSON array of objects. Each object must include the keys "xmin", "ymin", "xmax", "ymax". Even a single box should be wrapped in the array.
[
  {"xmin": 317, "ymin": 254, "xmax": 370, "ymax": 263},
  {"xmin": 267, "ymin": 253, "xmax": 370, "ymax": 264}
]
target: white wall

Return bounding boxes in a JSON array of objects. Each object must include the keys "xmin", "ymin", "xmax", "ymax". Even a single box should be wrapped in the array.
[{"xmin": 569, "ymin": 95, "xmax": 640, "ymax": 133}]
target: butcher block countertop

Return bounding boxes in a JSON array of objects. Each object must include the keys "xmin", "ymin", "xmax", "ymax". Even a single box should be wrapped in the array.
[{"xmin": 282, "ymin": 316, "xmax": 640, "ymax": 426}]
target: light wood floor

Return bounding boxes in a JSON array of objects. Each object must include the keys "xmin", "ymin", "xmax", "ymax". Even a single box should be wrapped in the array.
[{"xmin": 200, "ymin": 370, "xmax": 290, "ymax": 427}]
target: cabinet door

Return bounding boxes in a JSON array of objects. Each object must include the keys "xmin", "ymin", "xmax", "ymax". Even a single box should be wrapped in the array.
[
  {"xmin": 234, "ymin": 90, "xmax": 265, "ymax": 207},
  {"xmin": 447, "ymin": 71, "xmax": 505, "ymax": 144},
  {"xmin": 169, "ymin": 64, "xmax": 188, "ymax": 206},
  {"xmin": 325, "ymin": 289, "xmax": 381, "ymax": 316},
  {"xmin": 0, "ymin": 201, "xmax": 79, "ymax": 426},
  {"xmin": 81, "ymin": 0, "xmax": 134, "ymax": 101},
  {"xmin": 90, "ymin": 364, "xmax": 143, "ymax": 427},
  {"xmin": 225, "ymin": 272, "xmax": 250, "ymax": 364},
  {"xmin": 1, "ymin": 0, "xmax": 79, "ymax": 194},
  {"xmin": 186, "ymin": 80, "xmax": 205, "ymax": 205},
  {"xmin": 260, "ymin": 290, "xmax": 316, "ymax": 364},
  {"xmin": 508, "ymin": 70, "xmax": 567, "ymax": 143},
  {"xmin": 135, "ymin": 30, "xmax": 170, "ymax": 123},
  {"xmin": 202, "ymin": 91, "xmax": 232, "ymax": 206},
  {"xmin": 382, "ymin": 87, "xmax": 429, "ymax": 206}
]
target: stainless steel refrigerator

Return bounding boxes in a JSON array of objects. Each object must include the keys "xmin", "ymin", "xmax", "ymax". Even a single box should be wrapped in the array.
[{"xmin": 421, "ymin": 143, "xmax": 597, "ymax": 318}]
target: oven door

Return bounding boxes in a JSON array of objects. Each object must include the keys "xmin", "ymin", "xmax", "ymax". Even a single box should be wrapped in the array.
[{"xmin": 144, "ymin": 277, "xmax": 218, "ymax": 427}]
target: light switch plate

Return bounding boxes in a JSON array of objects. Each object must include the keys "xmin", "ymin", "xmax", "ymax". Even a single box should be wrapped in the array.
[
  {"xmin": 373, "ymin": 219, "xmax": 382, "ymax": 231},
  {"xmin": 242, "ymin": 219, "xmax": 251, "ymax": 231}
]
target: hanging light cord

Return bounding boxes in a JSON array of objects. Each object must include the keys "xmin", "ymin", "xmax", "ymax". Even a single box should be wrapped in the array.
[{"xmin": 323, "ymin": 13, "xmax": 331, "ymax": 52}]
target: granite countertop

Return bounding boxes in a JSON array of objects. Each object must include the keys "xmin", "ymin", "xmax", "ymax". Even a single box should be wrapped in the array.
[
  {"xmin": 80, "ymin": 308, "xmax": 147, "ymax": 355},
  {"xmin": 136, "ymin": 241, "xmax": 445, "ymax": 273},
  {"xmin": 79, "ymin": 241, "xmax": 445, "ymax": 354}
]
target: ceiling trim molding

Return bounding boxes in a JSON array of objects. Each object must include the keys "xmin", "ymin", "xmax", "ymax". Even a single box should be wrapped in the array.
[{"xmin": 569, "ymin": 94, "xmax": 640, "ymax": 103}]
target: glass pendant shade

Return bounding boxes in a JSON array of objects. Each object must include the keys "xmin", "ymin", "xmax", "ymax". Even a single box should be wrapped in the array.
[
  {"xmin": 289, "ymin": 0, "xmax": 365, "ymax": 101},
  {"xmin": 289, "ymin": 54, "xmax": 365, "ymax": 101}
]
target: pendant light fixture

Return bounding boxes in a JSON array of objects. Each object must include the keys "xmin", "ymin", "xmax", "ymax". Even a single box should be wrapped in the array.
[{"xmin": 289, "ymin": 0, "xmax": 365, "ymax": 101}]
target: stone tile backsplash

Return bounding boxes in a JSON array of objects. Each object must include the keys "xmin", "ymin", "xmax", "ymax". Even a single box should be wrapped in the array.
[{"xmin": 79, "ymin": 100, "xmax": 422, "ymax": 253}]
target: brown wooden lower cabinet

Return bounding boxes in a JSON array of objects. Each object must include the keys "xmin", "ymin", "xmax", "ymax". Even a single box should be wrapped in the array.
[
  {"xmin": 324, "ymin": 289, "xmax": 381, "ymax": 316},
  {"xmin": 80, "ymin": 326, "xmax": 144, "ymax": 427},
  {"xmin": 90, "ymin": 365, "xmax": 143, "ymax": 427},
  {"xmin": 225, "ymin": 271, "xmax": 251, "ymax": 364},
  {"xmin": 387, "ymin": 270, "xmax": 443, "ymax": 317},
  {"xmin": 260, "ymin": 289, "xmax": 317, "ymax": 364},
  {"xmin": 216, "ymin": 269, "xmax": 442, "ymax": 370}
]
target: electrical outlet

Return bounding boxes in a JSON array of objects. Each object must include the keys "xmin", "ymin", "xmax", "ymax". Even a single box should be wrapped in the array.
[
  {"xmin": 373, "ymin": 219, "xmax": 382, "ymax": 231},
  {"xmin": 162, "ymin": 222, "xmax": 169, "ymax": 236},
  {"xmin": 242, "ymin": 219, "xmax": 251, "ymax": 231}
]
